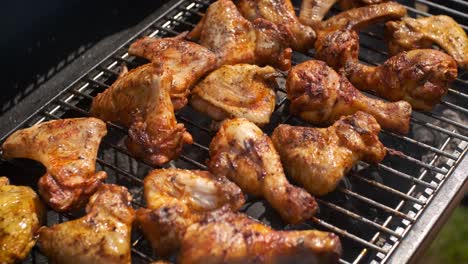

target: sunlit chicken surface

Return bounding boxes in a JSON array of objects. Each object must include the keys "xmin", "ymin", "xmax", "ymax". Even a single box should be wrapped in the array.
[
  {"xmin": 343, "ymin": 49, "xmax": 457, "ymax": 111},
  {"xmin": 38, "ymin": 184, "xmax": 135, "ymax": 264},
  {"xmin": 128, "ymin": 35, "xmax": 217, "ymax": 110},
  {"xmin": 385, "ymin": 15, "xmax": 468, "ymax": 69},
  {"xmin": 236, "ymin": 0, "xmax": 316, "ymax": 52},
  {"xmin": 287, "ymin": 60, "xmax": 412, "ymax": 134},
  {"xmin": 136, "ymin": 169, "xmax": 245, "ymax": 256},
  {"xmin": 179, "ymin": 207, "xmax": 342, "ymax": 264},
  {"xmin": 188, "ymin": 0, "xmax": 292, "ymax": 70},
  {"xmin": 0, "ymin": 177, "xmax": 44, "ymax": 264},
  {"xmin": 208, "ymin": 118, "xmax": 318, "ymax": 224},
  {"xmin": 90, "ymin": 63, "xmax": 193, "ymax": 166},
  {"xmin": 272, "ymin": 112, "xmax": 386, "ymax": 195},
  {"xmin": 190, "ymin": 64, "xmax": 278, "ymax": 126},
  {"xmin": 2, "ymin": 118, "xmax": 107, "ymax": 212}
]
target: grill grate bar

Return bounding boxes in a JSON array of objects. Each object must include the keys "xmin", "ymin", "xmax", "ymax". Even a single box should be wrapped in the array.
[
  {"xmin": 441, "ymin": 101, "xmax": 468, "ymax": 115},
  {"xmin": 386, "ymin": 148, "xmax": 448, "ymax": 174},
  {"xmin": 415, "ymin": 0, "xmax": 468, "ymax": 19},
  {"xmin": 410, "ymin": 118, "xmax": 468, "ymax": 142},
  {"xmin": 373, "ymin": 162, "xmax": 437, "ymax": 189},
  {"xmin": 424, "ymin": 112, "xmax": 468, "ymax": 131}
]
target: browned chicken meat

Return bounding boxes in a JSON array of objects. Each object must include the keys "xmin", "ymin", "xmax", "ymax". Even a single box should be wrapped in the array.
[
  {"xmin": 272, "ymin": 112, "xmax": 386, "ymax": 195},
  {"xmin": 385, "ymin": 15, "xmax": 468, "ymax": 69},
  {"xmin": 338, "ymin": 0, "xmax": 389, "ymax": 10},
  {"xmin": 2, "ymin": 118, "xmax": 107, "ymax": 212},
  {"xmin": 90, "ymin": 63, "xmax": 193, "ymax": 166},
  {"xmin": 38, "ymin": 184, "xmax": 135, "ymax": 264},
  {"xmin": 342, "ymin": 49, "xmax": 458, "ymax": 111},
  {"xmin": 179, "ymin": 207, "xmax": 342, "ymax": 264},
  {"xmin": 190, "ymin": 64, "xmax": 278, "ymax": 126},
  {"xmin": 287, "ymin": 60, "xmax": 412, "ymax": 134},
  {"xmin": 236, "ymin": 0, "xmax": 316, "ymax": 52},
  {"xmin": 208, "ymin": 118, "xmax": 318, "ymax": 224},
  {"xmin": 128, "ymin": 35, "xmax": 217, "ymax": 110},
  {"xmin": 0, "ymin": 177, "xmax": 44, "ymax": 264},
  {"xmin": 188, "ymin": 0, "xmax": 292, "ymax": 70},
  {"xmin": 136, "ymin": 169, "xmax": 245, "ymax": 256}
]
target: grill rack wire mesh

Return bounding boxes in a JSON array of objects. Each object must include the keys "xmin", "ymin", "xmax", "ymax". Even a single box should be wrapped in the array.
[{"xmin": 1, "ymin": 0, "xmax": 467, "ymax": 263}]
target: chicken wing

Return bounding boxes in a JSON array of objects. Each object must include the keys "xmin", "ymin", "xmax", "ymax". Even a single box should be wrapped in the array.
[
  {"xmin": 236, "ymin": 0, "xmax": 316, "ymax": 52},
  {"xmin": 385, "ymin": 15, "xmax": 468, "ymax": 69},
  {"xmin": 287, "ymin": 60, "xmax": 412, "ymax": 134},
  {"xmin": 179, "ymin": 207, "xmax": 342, "ymax": 264},
  {"xmin": 0, "ymin": 177, "xmax": 44, "ymax": 264},
  {"xmin": 128, "ymin": 35, "xmax": 217, "ymax": 110},
  {"xmin": 136, "ymin": 169, "xmax": 245, "ymax": 256},
  {"xmin": 190, "ymin": 64, "xmax": 277, "ymax": 126},
  {"xmin": 90, "ymin": 63, "xmax": 193, "ymax": 166},
  {"xmin": 188, "ymin": 0, "xmax": 292, "ymax": 70},
  {"xmin": 2, "ymin": 118, "xmax": 107, "ymax": 212},
  {"xmin": 342, "ymin": 49, "xmax": 457, "ymax": 111},
  {"xmin": 208, "ymin": 118, "xmax": 318, "ymax": 224},
  {"xmin": 38, "ymin": 184, "xmax": 135, "ymax": 264},
  {"xmin": 272, "ymin": 111, "xmax": 386, "ymax": 195}
]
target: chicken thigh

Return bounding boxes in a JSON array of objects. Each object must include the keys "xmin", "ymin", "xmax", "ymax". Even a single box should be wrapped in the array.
[
  {"xmin": 190, "ymin": 64, "xmax": 278, "ymax": 126},
  {"xmin": 2, "ymin": 118, "xmax": 107, "ymax": 211},
  {"xmin": 208, "ymin": 118, "xmax": 318, "ymax": 224},
  {"xmin": 272, "ymin": 111, "xmax": 386, "ymax": 195},
  {"xmin": 0, "ymin": 177, "xmax": 44, "ymax": 264}
]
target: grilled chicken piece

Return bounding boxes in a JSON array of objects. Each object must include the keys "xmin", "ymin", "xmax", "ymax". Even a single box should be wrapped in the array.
[
  {"xmin": 2, "ymin": 118, "xmax": 107, "ymax": 212},
  {"xmin": 287, "ymin": 60, "xmax": 411, "ymax": 134},
  {"xmin": 338, "ymin": 0, "xmax": 389, "ymax": 10},
  {"xmin": 0, "ymin": 177, "xmax": 44, "ymax": 264},
  {"xmin": 188, "ymin": 0, "xmax": 292, "ymax": 70},
  {"xmin": 90, "ymin": 63, "xmax": 193, "ymax": 166},
  {"xmin": 38, "ymin": 184, "xmax": 135, "ymax": 264},
  {"xmin": 128, "ymin": 35, "xmax": 217, "ymax": 110},
  {"xmin": 190, "ymin": 64, "xmax": 277, "ymax": 126},
  {"xmin": 136, "ymin": 169, "xmax": 245, "ymax": 256},
  {"xmin": 272, "ymin": 112, "xmax": 386, "ymax": 195},
  {"xmin": 179, "ymin": 207, "xmax": 342, "ymax": 264},
  {"xmin": 342, "ymin": 49, "xmax": 457, "ymax": 111},
  {"xmin": 236, "ymin": 0, "xmax": 316, "ymax": 52},
  {"xmin": 208, "ymin": 118, "xmax": 318, "ymax": 224},
  {"xmin": 385, "ymin": 15, "xmax": 468, "ymax": 69}
]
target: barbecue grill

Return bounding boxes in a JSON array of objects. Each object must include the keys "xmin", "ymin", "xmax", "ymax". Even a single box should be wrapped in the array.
[{"xmin": 1, "ymin": 0, "xmax": 467, "ymax": 263}]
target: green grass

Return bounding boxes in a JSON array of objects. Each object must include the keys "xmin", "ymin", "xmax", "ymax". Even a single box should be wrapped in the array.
[{"xmin": 419, "ymin": 206, "xmax": 468, "ymax": 264}]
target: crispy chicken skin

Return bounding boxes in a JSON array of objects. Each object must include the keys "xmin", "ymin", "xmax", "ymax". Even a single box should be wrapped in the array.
[
  {"xmin": 343, "ymin": 49, "xmax": 458, "ymax": 111},
  {"xmin": 190, "ymin": 64, "xmax": 278, "ymax": 126},
  {"xmin": 272, "ymin": 112, "xmax": 386, "ymax": 195},
  {"xmin": 385, "ymin": 15, "xmax": 468, "ymax": 69},
  {"xmin": 128, "ymin": 35, "xmax": 217, "ymax": 110},
  {"xmin": 178, "ymin": 207, "xmax": 342, "ymax": 264},
  {"xmin": 188, "ymin": 0, "xmax": 292, "ymax": 70},
  {"xmin": 236, "ymin": 0, "xmax": 316, "ymax": 52},
  {"xmin": 90, "ymin": 63, "xmax": 193, "ymax": 166},
  {"xmin": 287, "ymin": 60, "xmax": 412, "ymax": 134},
  {"xmin": 0, "ymin": 177, "xmax": 44, "ymax": 264},
  {"xmin": 38, "ymin": 184, "xmax": 134, "ymax": 264},
  {"xmin": 208, "ymin": 118, "xmax": 318, "ymax": 224},
  {"xmin": 136, "ymin": 169, "xmax": 245, "ymax": 256},
  {"xmin": 2, "ymin": 118, "xmax": 107, "ymax": 212}
]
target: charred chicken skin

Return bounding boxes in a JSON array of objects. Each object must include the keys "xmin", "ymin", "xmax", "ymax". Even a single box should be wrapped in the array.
[
  {"xmin": 190, "ymin": 64, "xmax": 278, "ymax": 126},
  {"xmin": 343, "ymin": 49, "xmax": 458, "ymax": 111},
  {"xmin": 178, "ymin": 207, "xmax": 342, "ymax": 264},
  {"xmin": 385, "ymin": 15, "xmax": 468, "ymax": 69},
  {"xmin": 287, "ymin": 60, "xmax": 412, "ymax": 134},
  {"xmin": 2, "ymin": 118, "xmax": 107, "ymax": 212},
  {"xmin": 128, "ymin": 35, "xmax": 217, "ymax": 110},
  {"xmin": 90, "ymin": 63, "xmax": 193, "ymax": 166},
  {"xmin": 188, "ymin": 0, "xmax": 292, "ymax": 70},
  {"xmin": 208, "ymin": 118, "xmax": 318, "ymax": 224},
  {"xmin": 0, "ymin": 177, "xmax": 44, "ymax": 264},
  {"xmin": 136, "ymin": 169, "xmax": 245, "ymax": 256},
  {"xmin": 38, "ymin": 184, "xmax": 135, "ymax": 264},
  {"xmin": 272, "ymin": 112, "xmax": 386, "ymax": 195},
  {"xmin": 236, "ymin": 0, "xmax": 316, "ymax": 52}
]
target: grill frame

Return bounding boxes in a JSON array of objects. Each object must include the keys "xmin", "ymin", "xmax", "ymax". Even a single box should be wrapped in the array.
[{"xmin": 1, "ymin": 0, "xmax": 467, "ymax": 263}]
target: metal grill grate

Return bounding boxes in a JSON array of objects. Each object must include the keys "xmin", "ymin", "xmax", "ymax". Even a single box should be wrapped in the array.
[{"xmin": 1, "ymin": 0, "xmax": 467, "ymax": 263}]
